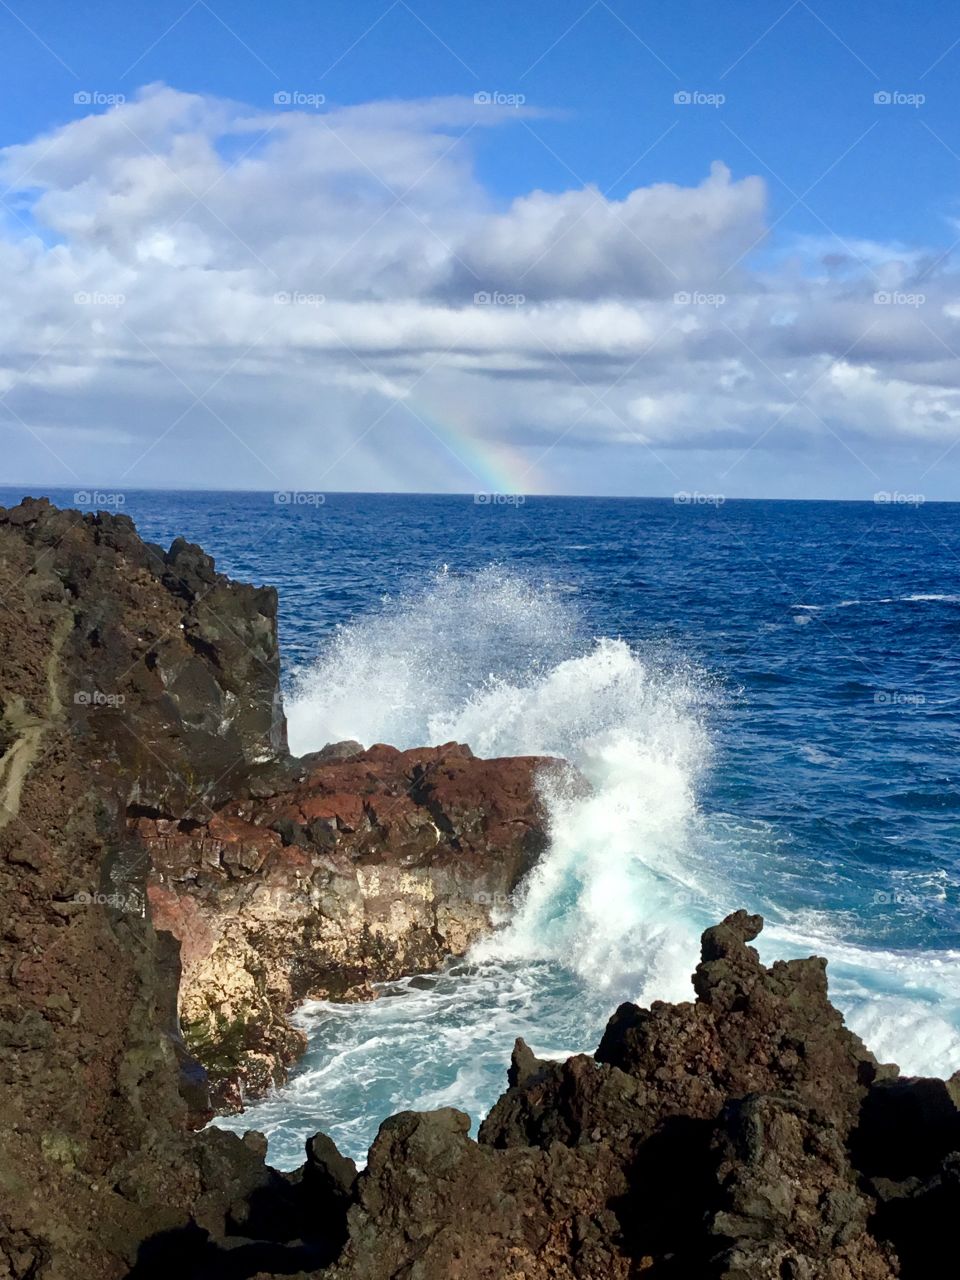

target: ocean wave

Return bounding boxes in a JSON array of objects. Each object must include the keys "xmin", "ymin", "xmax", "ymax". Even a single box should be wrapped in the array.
[
  {"xmin": 233, "ymin": 567, "xmax": 960, "ymax": 1167},
  {"xmin": 793, "ymin": 594, "xmax": 960, "ymax": 611}
]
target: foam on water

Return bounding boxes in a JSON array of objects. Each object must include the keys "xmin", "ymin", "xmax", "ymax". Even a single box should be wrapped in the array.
[
  {"xmin": 286, "ymin": 567, "xmax": 583, "ymax": 756},
  {"xmin": 218, "ymin": 569, "xmax": 960, "ymax": 1168}
]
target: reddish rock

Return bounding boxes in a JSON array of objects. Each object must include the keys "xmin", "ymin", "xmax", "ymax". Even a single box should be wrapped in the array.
[
  {"xmin": 138, "ymin": 742, "xmax": 554, "ymax": 1109},
  {"xmin": 0, "ymin": 499, "xmax": 302, "ymax": 1280}
]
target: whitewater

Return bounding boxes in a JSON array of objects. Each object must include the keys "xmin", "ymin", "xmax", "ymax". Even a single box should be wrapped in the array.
[{"xmin": 216, "ymin": 567, "xmax": 960, "ymax": 1168}]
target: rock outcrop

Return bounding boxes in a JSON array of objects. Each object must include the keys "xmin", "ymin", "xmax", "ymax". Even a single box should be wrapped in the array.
[
  {"xmin": 326, "ymin": 911, "xmax": 955, "ymax": 1280},
  {"xmin": 0, "ymin": 497, "xmax": 555, "ymax": 1278},
  {"xmin": 0, "ymin": 497, "xmax": 309, "ymax": 1280},
  {"xmin": 140, "ymin": 741, "xmax": 551, "ymax": 1108}
]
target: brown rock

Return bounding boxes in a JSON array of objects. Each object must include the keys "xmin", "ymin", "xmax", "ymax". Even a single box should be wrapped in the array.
[{"xmin": 140, "ymin": 742, "xmax": 553, "ymax": 1108}]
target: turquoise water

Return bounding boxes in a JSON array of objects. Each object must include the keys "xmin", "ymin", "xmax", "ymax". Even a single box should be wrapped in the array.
[{"xmin": 6, "ymin": 488, "xmax": 959, "ymax": 1165}]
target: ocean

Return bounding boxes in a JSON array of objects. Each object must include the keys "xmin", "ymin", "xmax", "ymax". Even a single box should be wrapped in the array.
[{"xmin": 6, "ymin": 487, "xmax": 959, "ymax": 1168}]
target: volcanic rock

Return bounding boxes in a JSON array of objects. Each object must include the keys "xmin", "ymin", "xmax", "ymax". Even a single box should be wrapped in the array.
[
  {"xmin": 0, "ymin": 497, "xmax": 556, "ymax": 1278},
  {"xmin": 0, "ymin": 498, "xmax": 307, "ymax": 1279},
  {"xmin": 140, "ymin": 741, "xmax": 553, "ymax": 1107}
]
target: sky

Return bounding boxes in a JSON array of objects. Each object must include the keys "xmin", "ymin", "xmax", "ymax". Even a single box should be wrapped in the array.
[{"xmin": 3, "ymin": 1, "xmax": 960, "ymax": 497}]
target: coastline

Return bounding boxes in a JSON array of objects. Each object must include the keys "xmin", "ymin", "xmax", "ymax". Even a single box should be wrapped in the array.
[{"xmin": 1, "ymin": 496, "xmax": 957, "ymax": 1280}]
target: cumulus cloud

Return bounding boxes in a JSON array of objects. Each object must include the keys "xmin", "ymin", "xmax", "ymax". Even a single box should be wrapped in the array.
[
  {"xmin": 441, "ymin": 162, "xmax": 767, "ymax": 300},
  {"xmin": 1, "ymin": 83, "xmax": 959, "ymax": 493}
]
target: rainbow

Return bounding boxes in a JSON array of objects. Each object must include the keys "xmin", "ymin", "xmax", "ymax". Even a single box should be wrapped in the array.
[{"xmin": 403, "ymin": 390, "xmax": 548, "ymax": 496}]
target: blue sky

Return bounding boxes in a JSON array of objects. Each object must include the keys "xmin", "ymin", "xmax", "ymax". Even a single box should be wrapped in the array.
[
  {"xmin": 6, "ymin": 2, "xmax": 960, "ymax": 238},
  {"xmin": 3, "ymin": 1, "xmax": 960, "ymax": 497}
]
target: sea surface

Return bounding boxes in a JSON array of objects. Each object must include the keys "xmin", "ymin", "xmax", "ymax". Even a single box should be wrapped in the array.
[{"xmin": 6, "ymin": 487, "xmax": 960, "ymax": 1168}]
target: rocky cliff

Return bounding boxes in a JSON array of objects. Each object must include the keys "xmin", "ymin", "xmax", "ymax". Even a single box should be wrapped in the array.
[
  {"xmin": 0, "ymin": 497, "xmax": 550, "ymax": 1275},
  {"xmin": 0, "ymin": 496, "xmax": 299, "ymax": 1279},
  {"xmin": 1, "ymin": 497, "xmax": 958, "ymax": 1280}
]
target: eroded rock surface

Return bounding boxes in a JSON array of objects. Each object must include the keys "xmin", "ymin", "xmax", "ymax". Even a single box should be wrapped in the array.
[
  {"xmin": 140, "ymin": 741, "xmax": 552, "ymax": 1107},
  {"xmin": 328, "ymin": 912, "xmax": 953, "ymax": 1280},
  {"xmin": 0, "ymin": 498, "xmax": 327, "ymax": 1280}
]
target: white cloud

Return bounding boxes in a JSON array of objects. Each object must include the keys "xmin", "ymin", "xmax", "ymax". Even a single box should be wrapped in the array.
[
  {"xmin": 442, "ymin": 161, "xmax": 767, "ymax": 300},
  {"xmin": 1, "ymin": 83, "xmax": 960, "ymax": 494}
]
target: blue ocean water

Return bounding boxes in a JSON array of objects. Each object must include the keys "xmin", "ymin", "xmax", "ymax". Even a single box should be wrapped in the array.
[{"xmin": 6, "ymin": 487, "xmax": 959, "ymax": 1165}]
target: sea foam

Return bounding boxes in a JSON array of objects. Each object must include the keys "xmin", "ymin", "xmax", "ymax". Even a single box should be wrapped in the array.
[{"xmin": 227, "ymin": 568, "xmax": 960, "ymax": 1167}]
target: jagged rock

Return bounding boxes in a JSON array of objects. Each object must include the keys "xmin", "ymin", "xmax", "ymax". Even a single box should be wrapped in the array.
[
  {"xmin": 329, "ymin": 1108, "xmax": 632, "ymax": 1280},
  {"xmin": 508, "ymin": 1036, "xmax": 547, "ymax": 1088},
  {"xmin": 710, "ymin": 1094, "xmax": 898, "ymax": 1279},
  {"xmin": 593, "ymin": 909, "xmax": 887, "ymax": 1131},
  {"xmin": 0, "ymin": 500, "xmax": 351, "ymax": 1277},
  {"xmin": 474, "ymin": 911, "xmax": 927, "ymax": 1277},
  {"xmin": 304, "ymin": 1132, "xmax": 358, "ymax": 1207},
  {"xmin": 139, "ymin": 741, "xmax": 553, "ymax": 1107}
]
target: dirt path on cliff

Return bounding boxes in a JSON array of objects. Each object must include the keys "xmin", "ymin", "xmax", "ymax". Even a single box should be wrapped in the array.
[{"xmin": 0, "ymin": 613, "xmax": 71, "ymax": 832}]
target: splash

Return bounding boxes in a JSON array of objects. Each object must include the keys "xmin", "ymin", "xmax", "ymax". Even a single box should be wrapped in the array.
[
  {"xmin": 286, "ymin": 567, "xmax": 584, "ymax": 755},
  {"xmin": 224, "ymin": 567, "xmax": 960, "ymax": 1167},
  {"xmin": 288, "ymin": 568, "xmax": 716, "ymax": 1006}
]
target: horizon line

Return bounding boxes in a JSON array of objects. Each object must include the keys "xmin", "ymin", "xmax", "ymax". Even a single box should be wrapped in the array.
[{"xmin": 0, "ymin": 485, "xmax": 951, "ymax": 506}]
